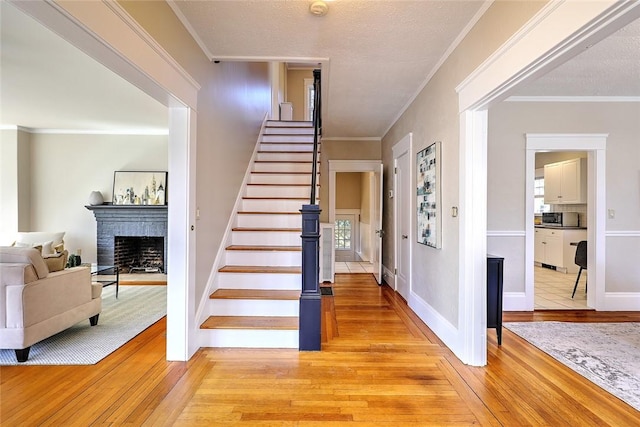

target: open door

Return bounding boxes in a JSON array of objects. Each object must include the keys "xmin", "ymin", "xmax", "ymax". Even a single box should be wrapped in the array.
[{"xmin": 372, "ymin": 164, "xmax": 383, "ymax": 284}]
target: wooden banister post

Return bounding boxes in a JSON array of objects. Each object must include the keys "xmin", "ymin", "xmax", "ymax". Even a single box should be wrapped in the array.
[{"xmin": 299, "ymin": 203, "xmax": 321, "ymax": 350}]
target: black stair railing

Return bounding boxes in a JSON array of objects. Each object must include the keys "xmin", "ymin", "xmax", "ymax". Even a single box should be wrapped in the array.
[{"xmin": 299, "ymin": 69, "xmax": 322, "ymax": 351}]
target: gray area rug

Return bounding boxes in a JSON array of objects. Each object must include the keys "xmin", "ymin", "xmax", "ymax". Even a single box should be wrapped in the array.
[
  {"xmin": 504, "ymin": 321, "xmax": 640, "ymax": 411},
  {"xmin": 0, "ymin": 285, "xmax": 166, "ymax": 365}
]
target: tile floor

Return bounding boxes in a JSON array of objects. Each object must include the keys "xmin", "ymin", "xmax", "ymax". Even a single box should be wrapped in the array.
[
  {"xmin": 334, "ymin": 261, "xmax": 375, "ymax": 274},
  {"xmin": 535, "ymin": 265, "xmax": 589, "ymax": 310}
]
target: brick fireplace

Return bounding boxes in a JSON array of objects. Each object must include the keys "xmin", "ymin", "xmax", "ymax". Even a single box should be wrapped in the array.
[{"xmin": 86, "ymin": 205, "xmax": 168, "ymax": 273}]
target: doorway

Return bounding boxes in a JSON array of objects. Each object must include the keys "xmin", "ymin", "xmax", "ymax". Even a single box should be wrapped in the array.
[
  {"xmin": 329, "ymin": 161, "xmax": 383, "ymax": 282},
  {"xmin": 533, "ymin": 151, "xmax": 590, "ymax": 310},
  {"xmin": 525, "ymin": 134, "xmax": 607, "ymax": 312}
]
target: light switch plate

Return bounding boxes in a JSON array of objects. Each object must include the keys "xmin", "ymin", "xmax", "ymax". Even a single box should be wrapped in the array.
[{"xmin": 608, "ymin": 209, "xmax": 615, "ymax": 219}]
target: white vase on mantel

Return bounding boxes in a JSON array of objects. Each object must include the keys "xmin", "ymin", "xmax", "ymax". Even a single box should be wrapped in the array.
[{"xmin": 88, "ymin": 191, "xmax": 104, "ymax": 206}]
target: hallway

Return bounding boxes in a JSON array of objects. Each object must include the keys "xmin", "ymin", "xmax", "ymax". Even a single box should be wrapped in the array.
[{"xmin": 2, "ymin": 275, "xmax": 639, "ymax": 425}]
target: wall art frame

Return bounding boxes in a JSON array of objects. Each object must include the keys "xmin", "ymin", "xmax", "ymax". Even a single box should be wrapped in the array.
[
  {"xmin": 416, "ymin": 141, "xmax": 441, "ymax": 248},
  {"xmin": 112, "ymin": 171, "xmax": 167, "ymax": 206}
]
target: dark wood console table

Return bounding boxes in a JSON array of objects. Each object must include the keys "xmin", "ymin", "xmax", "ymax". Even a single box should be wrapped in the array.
[{"xmin": 487, "ymin": 255, "xmax": 504, "ymax": 345}]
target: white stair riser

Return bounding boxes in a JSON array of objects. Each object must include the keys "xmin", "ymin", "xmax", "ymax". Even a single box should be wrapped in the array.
[
  {"xmin": 225, "ymin": 250, "xmax": 301, "ymax": 266},
  {"xmin": 208, "ymin": 299, "xmax": 299, "ymax": 317},
  {"xmin": 246, "ymin": 185, "xmax": 316, "ymax": 198},
  {"xmin": 262, "ymin": 135, "xmax": 313, "ymax": 143},
  {"xmin": 242, "ymin": 198, "xmax": 309, "ymax": 212},
  {"xmin": 264, "ymin": 127, "xmax": 314, "ymax": 135},
  {"xmin": 237, "ymin": 213, "xmax": 301, "ymax": 228},
  {"xmin": 256, "ymin": 152, "xmax": 317, "ymax": 162},
  {"xmin": 259, "ymin": 143, "xmax": 316, "ymax": 152},
  {"xmin": 249, "ymin": 174, "xmax": 317, "ymax": 185},
  {"xmin": 200, "ymin": 329, "xmax": 298, "ymax": 348},
  {"xmin": 232, "ymin": 231, "xmax": 301, "ymax": 246},
  {"xmin": 253, "ymin": 162, "xmax": 316, "ymax": 173},
  {"xmin": 216, "ymin": 273, "xmax": 301, "ymax": 289},
  {"xmin": 266, "ymin": 120, "xmax": 311, "ymax": 128}
]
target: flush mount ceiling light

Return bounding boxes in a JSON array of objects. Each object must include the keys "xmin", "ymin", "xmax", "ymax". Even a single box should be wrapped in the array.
[{"xmin": 309, "ymin": 1, "xmax": 329, "ymax": 17}]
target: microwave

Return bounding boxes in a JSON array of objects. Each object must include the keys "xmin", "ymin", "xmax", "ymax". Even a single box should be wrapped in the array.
[{"xmin": 541, "ymin": 212, "xmax": 579, "ymax": 227}]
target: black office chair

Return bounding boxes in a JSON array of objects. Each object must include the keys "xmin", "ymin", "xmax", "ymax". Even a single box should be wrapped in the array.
[{"xmin": 571, "ymin": 240, "xmax": 587, "ymax": 298}]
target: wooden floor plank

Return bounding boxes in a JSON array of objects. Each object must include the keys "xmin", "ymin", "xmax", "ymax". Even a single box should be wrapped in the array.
[{"xmin": 2, "ymin": 275, "xmax": 640, "ymax": 425}]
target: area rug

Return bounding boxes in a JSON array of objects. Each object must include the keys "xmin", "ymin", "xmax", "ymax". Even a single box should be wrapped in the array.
[
  {"xmin": 0, "ymin": 285, "xmax": 166, "ymax": 365},
  {"xmin": 504, "ymin": 321, "xmax": 640, "ymax": 411}
]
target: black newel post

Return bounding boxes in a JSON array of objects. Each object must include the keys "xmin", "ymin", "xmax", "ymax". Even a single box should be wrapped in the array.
[{"xmin": 299, "ymin": 203, "xmax": 321, "ymax": 351}]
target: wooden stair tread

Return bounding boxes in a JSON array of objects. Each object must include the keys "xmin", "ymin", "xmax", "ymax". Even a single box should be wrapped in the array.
[
  {"xmin": 210, "ymin": 289, "xmax": 300, "ymax": 300},
  {"xmin": 232, "ymin": 227, "xmax": 301, "ymax": 232},
  {"xmin": 218, "ymin": 265, "xmax": 302, "ymax": 274},
  {"xmin": 251, "ymin": 172, "xmax": 317, "ymax": 175},
  {"xmin": 260, "ymin": 141, "xmax": 315, "ymax": 144},
  {"xmin": 247, "ymin": 183, "xmax": 316, "ymax": 187},
  {"xmin": 254, "ymin": 160, "xmax": 319, "ymax": 164},
  {"xmin": 226, "ymin": 245, "xmax": 301, "ymax": 251},
  {"xmin": 242, "ymin": 197, "xmax": 309, "ymax": 200},
  {"xmin": 237, "ymin": 211, "xmax": 301, "ymax": 215},
  {"xmin": 200, "ymin": 316, "xmax": 298, "ymax": 330},
  {"xmin": 257, "ymin": 151, "xmax": 320, "ymax": 154}
]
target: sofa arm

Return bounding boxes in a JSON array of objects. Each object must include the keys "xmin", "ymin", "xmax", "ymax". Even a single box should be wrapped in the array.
[{"xmin": 5, "ymin": 267, "xmax": 93, "ymax": 328}]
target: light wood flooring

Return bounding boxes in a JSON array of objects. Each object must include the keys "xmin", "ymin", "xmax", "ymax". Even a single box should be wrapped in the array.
[{"xmin": 2, "ymin": 274, "xmax": 639, "ymax": 425}]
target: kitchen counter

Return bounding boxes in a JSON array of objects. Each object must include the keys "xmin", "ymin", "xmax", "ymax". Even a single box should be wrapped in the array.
[{"xmin": 535, "ymin": 225, "xmax": 587, "ymax": 230}]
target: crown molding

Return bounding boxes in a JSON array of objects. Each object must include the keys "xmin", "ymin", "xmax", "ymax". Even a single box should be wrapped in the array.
[
  {"xmin": 166, "ymin": 0, "xmax": 214, "ymax": 61},
  {"xmin": 382, "ymin": 0, "xmax": 494, "ymax": 138},
  {"xmin": 506, "ymin": 96, "xmax": 640, "ymax": 103}
]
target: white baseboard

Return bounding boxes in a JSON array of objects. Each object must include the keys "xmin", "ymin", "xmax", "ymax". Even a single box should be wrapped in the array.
[
  {"xmin": 503, "ymin": 292, "xmax": 529, "ymax": 311},
  {"xmin": 408, "ymin": 292, "xmax": 462, "ymax": 358},
  {"xmin": 602, "ymin": 292, "xmax": 640, "ymax": 311},
  {"xmin": 382, "ymin": 264, "xmax": 395, "ymax": 288}
]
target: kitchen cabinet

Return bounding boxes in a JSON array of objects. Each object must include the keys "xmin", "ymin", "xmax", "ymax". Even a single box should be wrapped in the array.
[
  {"xmin": 544, "ymin": 158, "xmax": 587, "ymax": 204},
  {"xmin": 534, "ymin": 227, "xmax": 587, "ymax": 273}
]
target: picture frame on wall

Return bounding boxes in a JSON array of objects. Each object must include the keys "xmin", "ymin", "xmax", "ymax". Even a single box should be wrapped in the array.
[
  {"xmin": 416, "ymin": 141, "xmax": 441, "ymax": 248},
  {"xmin": 112, "ymin": 171, "xmax": 167, "ymax": 206}
]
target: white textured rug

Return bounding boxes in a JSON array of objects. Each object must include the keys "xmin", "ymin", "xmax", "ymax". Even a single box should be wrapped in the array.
[
  {"xmin": 504, "ymin": 321, "xmax": 640, "ymax": 411},
  {"xmin": 0, "ymin": 285, "xmax": 166, "ymax": 365}
]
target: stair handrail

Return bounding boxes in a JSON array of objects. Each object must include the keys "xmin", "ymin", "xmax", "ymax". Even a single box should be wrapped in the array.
[{"xmin": 310, "ymin": 69, "xmax": 321, "ymax": 205}]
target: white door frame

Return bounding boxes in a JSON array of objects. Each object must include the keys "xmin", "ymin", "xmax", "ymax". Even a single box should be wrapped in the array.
[
  {"xmin": 14, "ymin": 0, "xmax": 201, "ymax": 360},
  {"xmin": 392, "ymin": 133, "xmax": 413, "ymax": 296},
  {"xmin": 329, "ymin": 160, "xmax": 383, "ymax": 279},
  {"xmin": 455, "ymin": 1, "xmax": 640, "ymax": 365},
  {"xmin": 525, "ymin": 134, "xmax": 607, "ymax": 311}
]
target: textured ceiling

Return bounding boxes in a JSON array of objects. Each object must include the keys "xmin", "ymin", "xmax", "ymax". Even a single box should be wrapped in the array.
[
  {"xmin": 513, "ymin": 17, "xmax": 640, "ymax": 97},
  {"xmin": 170, "ymin": 0, "xmax": 486, "ymax": 138},
  {"xmin": 0, "ymin": 2, "xmax": 168, "ymax": 133},
  {"xmin": 2, "ymin": 2, "xmax": 639, "ymax": 136}
]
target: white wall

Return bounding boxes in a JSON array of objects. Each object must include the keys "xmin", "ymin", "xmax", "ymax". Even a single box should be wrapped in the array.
[
  {"xmin": 488, "ymin": 101, "xmax": 640, "ymax": 295},
  {"xmin": 28, "ymin": 133, "xmax": 168, "ymax": 262},
  {"xmin": 382, "ymin": 1, "xmax": 547, "ymax": 328},
  {"xmin": 118, "ymin": 2, "xmax": 271, "ymax": 311}
]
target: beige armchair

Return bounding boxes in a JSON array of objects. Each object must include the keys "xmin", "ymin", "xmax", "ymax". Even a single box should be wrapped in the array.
[{"xmin": 0, "ymin": 246, "xmax": 102, "ymax": 362}]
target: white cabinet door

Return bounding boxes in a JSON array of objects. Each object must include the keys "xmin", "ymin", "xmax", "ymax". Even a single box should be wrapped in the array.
[
  {"xmin": 544, "ymin": 158, "xmax": 587, "ymax": 204},
  {"xmin": 544, "ymin": 162, "xmax": 562, "ymax": 204},
  {"xmin": 544, "ymin": 231, "xmax": 563, "ymax": 266}
]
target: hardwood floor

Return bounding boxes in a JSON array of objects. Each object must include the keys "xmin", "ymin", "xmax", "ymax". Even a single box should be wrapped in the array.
[{"xmin": 2, "ymin": 273, "xmax": 639, "ymax": 426}]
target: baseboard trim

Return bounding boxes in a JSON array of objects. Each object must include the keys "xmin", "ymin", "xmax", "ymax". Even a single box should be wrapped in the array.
[
  {"xmin": 408, "ymin": 292, "xmax": 461, "ymax": 356},
  {"xmin": 503, "ymin": 292, "xmax": 529, "ymax": 311},
  {"xmin": 602, "ymin": 293, "xmax": 640, "ymax": 311}
]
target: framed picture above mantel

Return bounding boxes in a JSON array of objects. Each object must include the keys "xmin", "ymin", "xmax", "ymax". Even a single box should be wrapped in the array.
[{"xmin": 112, "ymin": 171, "xmax": 167, "ymax": 206}]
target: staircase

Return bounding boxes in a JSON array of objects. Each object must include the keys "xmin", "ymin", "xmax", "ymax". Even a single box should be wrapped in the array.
[{"xmin": 200, "ymin": 120, "xmax": 319, "ymax": 348}]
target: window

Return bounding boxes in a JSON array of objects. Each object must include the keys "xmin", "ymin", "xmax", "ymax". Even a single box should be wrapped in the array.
[
  {"xmin": 534, "ymin": 177, "xmax": 550, "ymax": 213},
  {"xmin": 335, "ymin": 219, "xmax": 352, "ymax": 249}
]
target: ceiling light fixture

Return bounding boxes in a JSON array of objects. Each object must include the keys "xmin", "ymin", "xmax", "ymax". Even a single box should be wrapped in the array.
[{"xmin": 309, "ymin": 1, "xmax": 329, "ymax": 17}]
